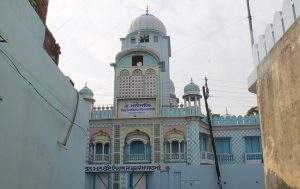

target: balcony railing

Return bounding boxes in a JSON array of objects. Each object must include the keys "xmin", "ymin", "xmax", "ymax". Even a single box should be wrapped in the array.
[
  {"xmin": 164, "ymin": 153, "xmax": 186, "ymax": 162},
  {"xmin": 89, "ymin": 154, "xmax": 110, "ymax": 164},
  {"xmin": 245, "ymin": 153, "xmax": 263, "ymax": 163},
  {"xmin": 124, "ymin": 154, "xmax": 151, "ymax": 164},
  {"xmin": 200, "ymin": 151, "xmax": 215, "ymax": 164},
  {"xmin": 217, "ymin": 153, "xmax": 234, "ymax": 163}
]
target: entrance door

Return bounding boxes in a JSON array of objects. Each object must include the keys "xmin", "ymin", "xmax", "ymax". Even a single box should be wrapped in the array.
[{"xmin": 129, "ymin": 172, "xmax": 146, "ymax": 189}]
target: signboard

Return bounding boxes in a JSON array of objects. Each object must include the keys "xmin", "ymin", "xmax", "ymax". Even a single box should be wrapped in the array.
[
  {"xmin": 117, "ymin": 99, "xmax": 156, "ymax": 118},
  {"xmin": 85, "ymin": 164, "xmax": 161, "ymax": 173}
]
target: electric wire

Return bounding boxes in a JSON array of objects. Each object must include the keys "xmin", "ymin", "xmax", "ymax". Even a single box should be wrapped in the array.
[
  {"xmin": 54, "ymin": 0, "xmax": 95, "ymax": 32},
  {"xmin": 0, "ymin": 48, "xmax": 88, "ymax": 136}
]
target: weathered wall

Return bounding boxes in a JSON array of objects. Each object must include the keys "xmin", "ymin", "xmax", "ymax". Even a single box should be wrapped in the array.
[{"xmin": 257, "ymin": 16, "xmax": 300, "ymax": 189}]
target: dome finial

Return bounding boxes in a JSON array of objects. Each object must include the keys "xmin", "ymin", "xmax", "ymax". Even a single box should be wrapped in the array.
[
  {"xmin": 85, "ymin": 82, "xmax": 87, "ymax": 87},
  {"xmin": 191, "ymin": 78, "xmax": 193, "ymax": 83},
  {"xmin": 146, "ymin": 5, "xmax": 149, "ymax": 14}
]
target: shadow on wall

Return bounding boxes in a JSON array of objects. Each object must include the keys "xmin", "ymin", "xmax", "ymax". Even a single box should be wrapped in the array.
[{"xmin": 266, "ymin": 170, "xmax": 296, "ymax": 189}]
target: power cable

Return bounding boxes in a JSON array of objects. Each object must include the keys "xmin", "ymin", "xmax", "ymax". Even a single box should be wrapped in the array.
[
  {"xmin": 0, "ymin": 48, "xmax": 88, "ymax": 136},
  {"xmin": 54, "ymin": 0, "xmax": 95, "ymax": 32}
]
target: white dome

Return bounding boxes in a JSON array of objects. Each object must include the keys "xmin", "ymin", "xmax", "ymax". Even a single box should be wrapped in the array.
[{"xmin": 128, "ymin": 13, "xmax": 167, "ymax": 35}]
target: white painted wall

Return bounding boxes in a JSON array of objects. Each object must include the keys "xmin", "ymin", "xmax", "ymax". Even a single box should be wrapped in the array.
[{"xmin": 0, "ymin": 1, "xmax": 90, "ymax": 189}]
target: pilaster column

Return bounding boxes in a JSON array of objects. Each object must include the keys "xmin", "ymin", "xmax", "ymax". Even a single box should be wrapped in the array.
[
  {"xmin": 93, "ymin": 143, "xmax": 96, "ymax": 161},
  {"xmin": 102, "ymin": 143, "xmax": 104, "ymax": 160}
]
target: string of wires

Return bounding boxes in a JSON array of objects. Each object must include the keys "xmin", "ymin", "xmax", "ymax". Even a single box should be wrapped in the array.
[{"xmin": 0, "ymin": 48, "xmax": 88, "ymax": 136}]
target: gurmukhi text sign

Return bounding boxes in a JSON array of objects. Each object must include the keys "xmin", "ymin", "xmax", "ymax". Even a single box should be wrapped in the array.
[
  {"xmin": 85, "ymin": 164, "xmax": 161, "ymax": 173},
  {"xmin": 117, "ymin": 99, "xmax": 156, "ymax": 118}
]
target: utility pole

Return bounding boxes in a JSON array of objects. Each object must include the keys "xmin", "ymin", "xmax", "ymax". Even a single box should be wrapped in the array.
[
  {"xmin": 246, "ymin": 0, "xmax": 254, "ymax": 46},
  {"xmin": 202, "ymin": 77, "xmax": 222, "ymax": 189}
]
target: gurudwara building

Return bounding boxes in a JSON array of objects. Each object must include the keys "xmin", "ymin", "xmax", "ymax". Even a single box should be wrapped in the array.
[{"xmin": 83, "ymin": 10, "xmax": 264, "ymax": 189}]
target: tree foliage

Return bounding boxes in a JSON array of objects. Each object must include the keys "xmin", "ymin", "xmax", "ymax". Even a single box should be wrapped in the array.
[{"xmin": 246, "ymin": 106, "xmax": 259, "ymax": 116}]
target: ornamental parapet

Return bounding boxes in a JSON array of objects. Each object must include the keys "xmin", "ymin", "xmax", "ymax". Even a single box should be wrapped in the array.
[
  {"xmin": 202, "ymin": 115, "xmax": 260, "ymax": 126},
  {"xmin": 91, "ymin": 105, "xmax": 114, "ymax": 119},
  {"xmin": 161, "ymin": 106, "xmax": 204, "ymax": 117}
]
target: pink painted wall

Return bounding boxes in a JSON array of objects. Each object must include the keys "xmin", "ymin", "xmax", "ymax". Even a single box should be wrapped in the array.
[
  {"xmin": 163, "ymin": 126, "xmax": 186, "ymax": 137},
  {"xmin": 89, "ymin": 128, "xmax": 112, "ymax": 138}
]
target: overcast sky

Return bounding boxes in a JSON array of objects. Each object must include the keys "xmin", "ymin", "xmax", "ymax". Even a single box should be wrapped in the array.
[{"xmin": 47, "ymin": 0, "xmax": 283, "ymax": 116}]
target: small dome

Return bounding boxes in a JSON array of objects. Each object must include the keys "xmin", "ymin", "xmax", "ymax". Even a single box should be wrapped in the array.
[
  {"xmin": 184, "ymin": 80, "xmax": 200, "ymax": 95},
  {"xmin": 128, "ymin": 13, "xmax": 167, "ymax": 35},
  {"xmin": 79, "ymin": 83, "xmax": 94, "ymax": 103}
]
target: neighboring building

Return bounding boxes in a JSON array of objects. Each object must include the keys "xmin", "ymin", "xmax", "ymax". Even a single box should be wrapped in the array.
[
  {"xmin": 248, "ymin": 0, "xmax": 300, "ymax": 188},
  {"xmin": 0, "ymin": 1, "xmax": 91, "ymax": 189},
  {"xmin": 85, "ymin": 10, "xmax": 264, "ymax": 189}
]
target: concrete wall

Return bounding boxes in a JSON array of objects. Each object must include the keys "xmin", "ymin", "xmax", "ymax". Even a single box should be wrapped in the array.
[
  {"xmin": 0, "ymin": 1, "xmax": 90, "ymax": 189},
  {"xmin": 256, "ymin": 16, "xmax": 300, "ymax": 189}
]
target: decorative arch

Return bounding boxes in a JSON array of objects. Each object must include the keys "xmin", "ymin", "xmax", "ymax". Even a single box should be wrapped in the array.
[
  {"xmin": 145, "ymin": 68, "xmax": 157, "ymax": 97},
  {"xmin": 90, "ymin": 130, "xmax": 111, "ymax": 163},
  {"xmin": 120, "ymin": 69, "xmax": 130, "ymax": 76},
  {"xmin": 164, "ymin": 129, "xmax": 187, "ymax": 162},
  {"xmin": 123, "ymin": 129, "xmax": 151, "ymax": 163},
  {"xmin": 119, "ymin": 69, "xmax": 131, "ymax": 98},
  {"xmin": 145, "ymin": 68, "xmax": 156, "ymax": 75},
  {"xmin": 91, "ymin": 130, "xmax": 111, "ymax": 144},
  {"xmin": 132, "ymin": 69, "xmax": 143, "ymax": 76},
  {"xmin": 164, "ymin": 128, "xmax": 185, "ymax": 143},
  {"xmin": 125, "ymin": 129, "xmax": 150, "ymax": 144}
]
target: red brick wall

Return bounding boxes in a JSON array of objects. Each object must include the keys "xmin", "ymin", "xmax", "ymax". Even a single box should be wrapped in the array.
[
  {"xmin": 29, "ymin": 0, "xmax": 49, "ymax": 24},
  {"xmin": 29, "ymin": 0, "xmax": 61, "ymax": 65}
]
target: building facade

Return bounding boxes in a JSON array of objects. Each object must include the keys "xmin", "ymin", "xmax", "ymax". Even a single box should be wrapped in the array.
[{"xmin": 85, "ymin": 10, "xmax": 264, "ymax": 189}]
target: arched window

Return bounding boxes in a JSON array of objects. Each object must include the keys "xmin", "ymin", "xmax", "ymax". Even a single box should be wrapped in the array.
[
  {"xmin": 96, "ymin": 143, "xmax": 103, "ymax": 154},
  {"xmin": 171, "ymin": 141, "xmax": 179, "ymax": 153},
  {"xmin": 131, "ymin": 69, "xmax": 144, "ymax": 97},
  {"xmin": 119, "ymin": 69, "xmax": 130, "ymax": 97},
  {"xmin": 104, "ymin": 143, "xmax": 109, "ymax": 154},
  {"xmin": 124, "ymin": 129, "xmax": 151, "ymax": 163},
  {"xmin": 145, "ymin": 69, "xmax": 156, "ymax": 97},
  {"xmin": 90, "ymin": 130, "xmax": 111, "ymax": 163},
  {"xmin": 164, "ymin": 129, "xmax": 186, "ymax": 162},
  {"xmin": 130, "ymin": 140, "xmax": 145, "ymax": 154}
]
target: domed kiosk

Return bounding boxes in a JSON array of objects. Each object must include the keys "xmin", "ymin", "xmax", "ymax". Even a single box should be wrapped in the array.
[
  {"xmin": 183, "ymin": 79, "xmax": 202, "ymax": 109},
  {"xmin": 79, "ymin": 83, "xmax": 95, "ymax": 104}
]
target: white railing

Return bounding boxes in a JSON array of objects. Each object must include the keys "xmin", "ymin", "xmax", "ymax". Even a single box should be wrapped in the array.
[
  {"xmin": 245, "ymin": 153, "xmax": 263, "ymax": 163},
  {"xmin": 217, "ymin": 153, "xmax": 234, "ymax": 163},
  {"xmin": 89, "ymin": 154, "xmax": 110, "ymax": 163},
  {"xmin": 124, "ymin": 154, "xmax": 151, "ymax": 163},
  {"xmin": 164, "ymin": 153, "xmax": 186, "ymax": 162},
  {"xmin": 200, "ymin": 151, "xmax": 215, "ymax": 164}
]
